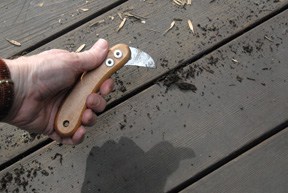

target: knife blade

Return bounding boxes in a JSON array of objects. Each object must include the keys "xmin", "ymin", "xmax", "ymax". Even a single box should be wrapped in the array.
[{"xmin": 55, "ymin": 44, "xmax": 155, "ymax": 137}]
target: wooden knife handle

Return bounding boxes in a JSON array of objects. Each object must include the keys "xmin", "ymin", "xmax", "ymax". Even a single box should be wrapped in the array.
[{"xmin": 55, "ymin": 44, "xmax": 131, "ymax": 137}]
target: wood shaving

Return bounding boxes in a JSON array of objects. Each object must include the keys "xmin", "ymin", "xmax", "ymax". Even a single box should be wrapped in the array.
[
  {"xmin": 173, "ymin": 0, "xmax": 192, "ymax": 6},
  {"xmin": 89, "ymin": 19, "xmax": 105, "ymax": 27},
  {"xmin": 163, "ymin": 21, "xmax": 176, "ymax": 35},
  {"xmin": 80, "ymin": 8, "xmax": 89, "ymax": 12},
  {"xmin": 118, "ymin": 12, "xmax": 123, "ymax": 20},
  {"xmin": 264, "ymin": 35, "xmax": 273, "ymax": 42},
  {"xmin": 75, "ymin": 44, "xmax": 86, "ymax": 53},
  {"xmin": 38, "ymin": 2, "xmax": 44, "ymax": 7},
  {"xmin": 123, "ymin": 12, "xmax": 146, "ymax": 20},
  {"xmin": 188, "ymin": 19, "xmax": 195, "ymax": 34},
  {"xmin": 117, "ymin": 17, "xmax": 127, "ymax": 32},
  {"xmin": 5, "ymin": 38, "xmax": 21, "ymax": 46}
]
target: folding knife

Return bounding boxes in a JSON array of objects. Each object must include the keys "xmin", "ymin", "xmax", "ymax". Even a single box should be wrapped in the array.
[{"xmin": 55, "ymin": 44, "xmax": 155, "ymax": 137}]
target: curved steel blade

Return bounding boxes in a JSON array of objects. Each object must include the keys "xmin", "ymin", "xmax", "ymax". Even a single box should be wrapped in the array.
[{"xmin": 125, "ymin": 47, "xmax": 156, "ymax": 68}]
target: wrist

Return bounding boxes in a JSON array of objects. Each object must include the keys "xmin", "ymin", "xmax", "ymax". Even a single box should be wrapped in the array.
[
  {"xmin": 1, "ymin": 57, "xmax": 27, "ymax": 125},
  {"xmin": 0, "ymin": 58, "xmax": 14, "ymax": 120}
]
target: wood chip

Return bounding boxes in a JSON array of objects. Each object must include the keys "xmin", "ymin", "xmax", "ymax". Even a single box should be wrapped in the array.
[
  {"xmin": 5, "ymin": 38, "xmax": 21, "ymax": 46},
  {"xmin": 117, "ymin": 17, "xmax": 127, "ymax": 32},
  {"xmin": 173, "ymin": 0, "xmax": 192, "ymax": 6},
  {"xmin": 232, "ymin": 58, "xmax": 239, "ymax": 63},
  {"xmin": 89, "ymin": 19, "xmax": 105, "ymax": 27},
  {"xmin": 118, "ymin": 12, "xmax": 123, "ymax": 20},
  {"xmin": 188, "ymin": 19, "xmax": 195, "ymax": 34},
  {"xmin": 264, "ymin": 35, "xmax": 273, "ymax": 42},
  {"xmin": 38, "ymin": 2, "xmax": 44, "ymax": 7},
  {"xmin": 173, "ymin": 0, "xmax": 185, "ymax": 6},
  {"xmin": 123, "ymin": 12, "xmax": 146, "ymax": 20},
  {"xmin": 163, "ymin": 21, "xmax": 176, "ymax": 35},
  {"xmin": 75, "ymin": 44, "xmax": 86, "ymax": 53},
  {"xmin": 80, "ymin": 8, "xmax": 89, "ymax": 12}
]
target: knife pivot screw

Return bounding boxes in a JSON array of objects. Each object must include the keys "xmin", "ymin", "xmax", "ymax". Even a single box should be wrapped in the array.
[
  {"xmin": 106, "ymin": 58, "xmax": 114, "ymax": 67},
  {"xmin": 63, "ymin": 120, "xmax": 70, "ymax": 127},
  {"xmin": 114, "ymin": 50, "xmax": 123, "ymax": 59}
]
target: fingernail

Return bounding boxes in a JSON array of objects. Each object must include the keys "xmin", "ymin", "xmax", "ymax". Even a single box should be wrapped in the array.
[{"xmin": 97, "ymin": 38, "xmax": 107, "ymax": 49}]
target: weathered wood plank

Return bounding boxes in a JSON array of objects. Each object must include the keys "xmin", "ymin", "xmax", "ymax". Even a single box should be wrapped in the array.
[
  {"xmin": 1, "ymin": 0, "xmax": 287, "ymax": 167},
  {"xmin": 0, "ymin": 0, "xmax": 125, "ymax": 58},
  {"xmin": 0, "ymin": 0, "xmax": 125, "ymax": 166},
  {"xmin": 0, "ymin": 8, "xmax": 287, "ymax": 193},
  {"xmin": 181, "ymin": 128, "xmax": 288, "ymax": 193}
]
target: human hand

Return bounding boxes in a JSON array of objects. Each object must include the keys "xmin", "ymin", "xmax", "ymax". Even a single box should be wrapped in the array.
[{"xmin": 3, "ymin": 39, "xmax": 114, "ymax": 144}]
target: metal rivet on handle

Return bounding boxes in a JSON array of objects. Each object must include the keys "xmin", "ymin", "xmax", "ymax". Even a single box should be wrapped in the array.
[
  {"xmin": 114, "ymin": 50, "xmax": 123, "ymax": 59},
  {"xmin": 106, "ymin": 58, "xmax": 114, "ymax": 67}
]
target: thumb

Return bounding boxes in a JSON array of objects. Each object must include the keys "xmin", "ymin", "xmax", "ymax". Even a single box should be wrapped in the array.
[{"xmin": 75, "ymin": 39, "xmax": 109, "ymax": 72}]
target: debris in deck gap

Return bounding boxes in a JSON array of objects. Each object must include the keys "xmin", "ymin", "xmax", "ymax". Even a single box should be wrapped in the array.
[
  {"xmin": 117, "ymin": 17, "xmax": 127, "ymax": 32},
  {"xmin": 188, "ymin": 19, "xmax": 195, "ymax": 34},
  {"xmin": 109, "ymin": 15, "xmax": 115, "ymax": 20},
  {"xmin": 5, "ymin": 38, "xmax": 21, "ymax": 46},
  {"xmin": 75, "ymin": 44, "xmax": 86, "ymax": 53},
  {"xmin": 163, "ymin": 21, "xmax": 176, "ymax": 35}
]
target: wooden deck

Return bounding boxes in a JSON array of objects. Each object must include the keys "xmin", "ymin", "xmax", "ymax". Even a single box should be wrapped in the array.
[{"xmin": 0, "ymin": 0, "xmax": 288, "ymax": 192}]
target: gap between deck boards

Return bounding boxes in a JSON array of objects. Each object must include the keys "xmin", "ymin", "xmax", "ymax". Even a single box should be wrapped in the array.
[
  {"xmin": 169, "ymin": 123, "xmax": 288, "ymax": 193},
  {"xmin": 8, "ymin": 0, "xmax": 128, "ymax": 59},
  {"xmin": 1, "ymin": 2, "xmax": 288, "ymax": 176},
  {"xmin": 1, "ymin": 3, "xmax": 288, "ymax": 193}
]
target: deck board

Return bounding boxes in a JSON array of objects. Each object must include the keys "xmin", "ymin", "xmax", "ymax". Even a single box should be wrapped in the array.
[
  {"xmin": 180, "ymin": 128, "xmax": 288, "ymax": 193},
  {"xmin": 0, "ymin": 8, "xmax": 287, "ymax": 193},
  {"xmin": 0, "ymin": 0, "xmax": 287, "ymax": 167},
  {"xmin": 0, "ymin": 0, "xmax": 125, "ymax": 58}
]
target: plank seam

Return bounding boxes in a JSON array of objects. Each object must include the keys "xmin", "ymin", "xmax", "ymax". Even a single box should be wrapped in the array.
[
  {"xmin": 168, "ymin": 123, "xmax": 288, "ymax": 193},
  {"xmin": 1, "ymin": 2, "xmax": 287, "ymax": 186},
  {"xmin": 9, "ymin": 0, "xmax": 128, "ymax": 58}
]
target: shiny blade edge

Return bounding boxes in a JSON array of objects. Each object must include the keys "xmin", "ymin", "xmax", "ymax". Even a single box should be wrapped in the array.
[{"xmin": 125, "ymin": 47, "xmax": 156, "ymax": 68}]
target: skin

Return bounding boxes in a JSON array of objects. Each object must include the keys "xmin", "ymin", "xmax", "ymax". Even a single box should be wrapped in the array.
[{"xmin": 2, "ymin": 39, "xmax": 113, "ymax": 145}]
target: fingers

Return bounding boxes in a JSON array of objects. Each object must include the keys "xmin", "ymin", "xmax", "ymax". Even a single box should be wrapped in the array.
[
  {"xmin": 71, "ymin": 126, "xmax": 86, "ymax": 144},
  {"xmin": 82, "ymin": 108, "xmax": 97, "ymax": 126},
  {"xmin": 100, "ymin": 78, "xmax": 115, "ymax": 96},
  {"xmin": 86, "ymin": 93, "xmax": 107, "ymax": 113},
  {"xmin": 49, "ymin": 127, "xmax": 86, "ymax": 145},
  {"xmin": 75, "ymin": 39, "xmax": 109, "ymax": 72}
]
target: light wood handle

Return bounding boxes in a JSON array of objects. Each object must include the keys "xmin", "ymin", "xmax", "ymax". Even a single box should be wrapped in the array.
[{"xmin": 55, "ymin": 44, "xmax": 131, "ymax": 137}]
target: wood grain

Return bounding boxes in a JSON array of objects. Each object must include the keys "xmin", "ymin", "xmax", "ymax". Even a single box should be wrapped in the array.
[
  {"xmin": 0, "ymin": 9, "xmax": 287, "ymax": 193},
  {"xmin": 181, "ymin": 128, "xmax": 288, "ymax": 193},
  {"xmin": 0, "ymin": 0, "xmax": 125, "ymax": 58},
  {"xmin": 0, "ymin": 0, "xmax": 286, "ymax": 167}
]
